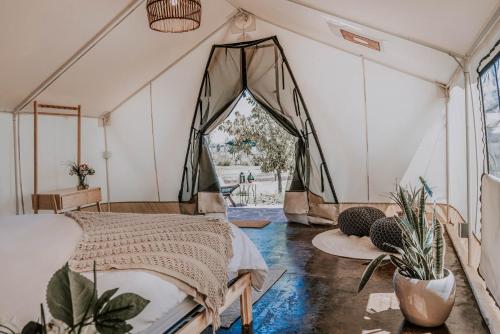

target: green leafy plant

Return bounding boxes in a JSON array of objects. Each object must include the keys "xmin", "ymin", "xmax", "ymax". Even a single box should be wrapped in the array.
[
  {"xmin": 2, "ymin": 264, "xmax": 149, "ymax": 334},
  {"xmin": 217, "ymin": 95, "xmax": 296, "ymax": 193},
  {"xmin": 358, "ymin": 179, "xmax": 445, "ymax": 292}
]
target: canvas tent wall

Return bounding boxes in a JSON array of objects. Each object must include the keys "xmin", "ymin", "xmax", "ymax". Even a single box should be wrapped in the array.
[
  {"xmin": 0, "ymin": 0, "xmax": 495, "ymax": 222},
  {"xmin": 100, "ymin": 20, "xmax": 447, "ymax": 205},
  {"xmin": 1, "ymin": 0, "xmax": 500, "ymax": 330},
  {"xmin": 447, "ymin": 22, "xmax": 500, "ymax": 313},
  {"xmin": 0, "ymin": 11, "xmax": 458, "ymax": 215}
]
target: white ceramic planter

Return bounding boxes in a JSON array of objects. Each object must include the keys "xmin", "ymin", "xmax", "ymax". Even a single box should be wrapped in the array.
[{"xmin": 393, "ymin": 268, "xmax": 456, "ymax": 327}]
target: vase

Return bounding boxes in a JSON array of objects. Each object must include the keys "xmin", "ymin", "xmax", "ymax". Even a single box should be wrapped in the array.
[
  {"xmin": 393, "ymin": 268, "xmax": 456, "ymax": 327},
  {"xmin": 77, "ymin": 176, "xmax": 88, "ymax": 190}
]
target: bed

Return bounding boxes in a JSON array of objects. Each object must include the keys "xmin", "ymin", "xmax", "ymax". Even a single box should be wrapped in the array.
[{"xmin": 0, "ymin": 213, "xmax": 268, "ymax": 333}]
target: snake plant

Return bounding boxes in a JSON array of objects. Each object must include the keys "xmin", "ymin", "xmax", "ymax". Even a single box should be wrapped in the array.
[{"xmin": 358, "ymin": 179, "xmax": 445, "ymax": 292}]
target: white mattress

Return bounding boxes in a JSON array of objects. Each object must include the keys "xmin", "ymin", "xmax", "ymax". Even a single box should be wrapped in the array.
[{"xmin": 0, "ymin": 214, "xmax": 268, "ymax": 333}]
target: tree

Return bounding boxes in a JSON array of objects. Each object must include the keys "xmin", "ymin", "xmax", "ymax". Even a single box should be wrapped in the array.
[{"xmin": 218, "ymin": 96, "xmax": 296, "ymax": 193}]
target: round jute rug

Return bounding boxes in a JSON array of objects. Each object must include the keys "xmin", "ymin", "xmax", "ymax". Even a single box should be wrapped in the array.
[{"xmin": 312, "ymin": 229, "xmax": 387, "ymax": 260}]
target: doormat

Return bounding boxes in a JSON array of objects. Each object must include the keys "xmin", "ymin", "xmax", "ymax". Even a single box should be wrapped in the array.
[{"xmin": 231, "ymin": 220, "xmax": 271, "ymax": 228}]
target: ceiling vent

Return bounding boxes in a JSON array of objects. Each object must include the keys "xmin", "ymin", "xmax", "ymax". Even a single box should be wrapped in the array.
[{"xmin": 340, "ymin": 29, "xmax": 380, "ymax": 51}]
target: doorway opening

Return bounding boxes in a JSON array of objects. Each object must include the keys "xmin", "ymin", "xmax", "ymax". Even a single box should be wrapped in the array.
[
  {"xmin": 178, "ymin": 37, "xmax": 338, "ymax": 223},
  {"xmin": 209, "ymin": 91, "xmax": 297, "ymax": 208}
]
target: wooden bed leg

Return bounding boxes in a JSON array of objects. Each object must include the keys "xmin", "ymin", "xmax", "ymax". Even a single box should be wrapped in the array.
[
  {"xmin": 51, "ymin": 195, "xmax": 58, "ymax": 214},
  {"xmin": 176, "ymin": 274, "xmax": 252, "ymax": 334},
  {"xmin": 240, "ymin": 284, "xmax": 253, "ymax": 326}
]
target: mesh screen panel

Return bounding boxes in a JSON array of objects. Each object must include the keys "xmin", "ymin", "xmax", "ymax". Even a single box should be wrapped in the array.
[{"xmin": 179, "ymin": 37, "xmax": 338, "ymax": 214}]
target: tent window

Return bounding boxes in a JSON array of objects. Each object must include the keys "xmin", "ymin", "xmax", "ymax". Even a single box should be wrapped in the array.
[{"xmin": 479, "ymin": 51, "xmax": 500, "ymax": 177}]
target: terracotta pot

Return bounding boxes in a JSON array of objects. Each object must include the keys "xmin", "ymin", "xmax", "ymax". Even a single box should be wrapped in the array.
[{"xmin": 393, "ymin": 268, "xmax": 456, "ymax": 327}]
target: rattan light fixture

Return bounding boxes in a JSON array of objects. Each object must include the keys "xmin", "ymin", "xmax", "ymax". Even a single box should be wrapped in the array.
[{"xmin": 147, "ymin": 0, "xmax": 201, "ymax": 33}]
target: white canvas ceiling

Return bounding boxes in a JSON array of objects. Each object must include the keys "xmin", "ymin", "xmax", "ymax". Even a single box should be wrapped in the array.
[
  {"xmin": 0, "ymin": 0, "xmax": 498, "ymax": 115},
  {"xmin": 284, "ymin": 0, "xmax": 500, "ymax": 56},
  {"xmin": 228, "ymin": 0, "xmax": 499, "ymax": 84},
  {"xmin": 0, "ymin": 0, "xmax": 135, "ymax": 111}
]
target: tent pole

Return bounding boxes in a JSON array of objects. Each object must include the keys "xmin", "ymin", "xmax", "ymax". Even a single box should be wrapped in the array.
[
  {"xmin": 445, "ymin": 87, "xmax": 450, "ymax": 225},
  {"xmin": 149, "ymin": 82, "xmax": 161, "ymax": 202},
  {"xmin": 178, "ymin": 45, "xmax": 217, "ymax": 202},
  {"xmin": 102, "ymin": 116, "xmax": 112, "ymax": 212},
  {"xmin": 463, "ymin": 58, "xmax": 474, "ymax": 266},
  {"xmin": 33, "ymin": 101, "xmax": 38, "ymax": 211},
  {"xmin": 241, "ymin": 48, "xmax": 248, "ymax": 89},
  {"xmin": 12, "ymin": 112, "xmax": 19, "ymax": 214},
  {"xmin": 361, "ymin": 56, "xmax": 370, "ymax": 202}
]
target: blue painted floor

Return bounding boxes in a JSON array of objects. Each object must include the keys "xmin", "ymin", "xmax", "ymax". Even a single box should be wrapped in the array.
[{"xmin": 203, "ymin": 208, "xmax": 487, "ymax": 334}]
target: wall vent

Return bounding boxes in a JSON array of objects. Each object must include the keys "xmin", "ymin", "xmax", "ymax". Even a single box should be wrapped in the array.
[{"xmin": 340, "ymin": 29, "xmax": 380, "ymax": 51}]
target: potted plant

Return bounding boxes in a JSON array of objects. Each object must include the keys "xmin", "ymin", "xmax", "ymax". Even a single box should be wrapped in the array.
[
  {"xmin": 1, "ymin": 263, "xmax": 149, "ymax": 334},
  {"xmin": 69, "ymin": 162, "xmax": 95, "ymax": 190},
  {"xmin": 358, "ymin": 180, "xmax": 456, "ymax": 327}
]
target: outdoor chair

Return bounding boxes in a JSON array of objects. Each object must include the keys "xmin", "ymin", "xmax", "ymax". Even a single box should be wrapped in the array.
[{"xmin": 221, "ymin": 184, "xmax": 240, "ymax": 207}]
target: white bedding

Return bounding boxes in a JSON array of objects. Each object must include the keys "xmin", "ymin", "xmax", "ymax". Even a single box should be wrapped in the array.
[{"xmin": 0, "ymin": 214, "xmax": 267, "ymax": 332}]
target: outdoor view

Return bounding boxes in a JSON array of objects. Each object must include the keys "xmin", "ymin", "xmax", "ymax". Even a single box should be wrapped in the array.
[
  {"xmin": 209, "ymin": 92, "xmax": 297, "ymax": 207},
  {"xmin": 480, "ymin": 55, "xmax": 500, "ymax": 178}
]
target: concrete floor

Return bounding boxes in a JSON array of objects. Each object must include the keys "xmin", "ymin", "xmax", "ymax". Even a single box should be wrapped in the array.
[{"xmin": 212, "ymin": 207, "xmax": 488, "ymax": 334}]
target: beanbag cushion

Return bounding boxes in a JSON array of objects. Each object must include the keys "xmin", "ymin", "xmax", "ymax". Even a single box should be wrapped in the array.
[
  {"xmin": 338, "ymin": 206, "xmax": 385, "ymax": 236},
  {"xmin": 370, "ymin": 216, "xmax": 403, "ymax": 252}
]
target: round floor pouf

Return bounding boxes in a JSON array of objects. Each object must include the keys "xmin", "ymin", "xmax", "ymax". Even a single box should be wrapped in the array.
[
  {"xmin": 370, "ymin": 216, "xmax": 403, "ymax": 252},
  {"xmin": 338, "ymin": 206, "xmax": 386, "ymax": 237}
]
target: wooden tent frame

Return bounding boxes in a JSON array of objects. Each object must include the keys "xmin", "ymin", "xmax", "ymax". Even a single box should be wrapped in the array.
[
  {"xmin": 31, "ymin": 101, "xmax": 103, "ymax": 214},
  {"xmin": 33, "ymin": 101, "xmax": 81, "ymax": 198}
]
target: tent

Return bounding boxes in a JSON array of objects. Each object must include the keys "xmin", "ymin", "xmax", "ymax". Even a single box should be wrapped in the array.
[
  {"xmin": 178, "ymin": 37, "xmax": 338, "ymax": 224},
  {"xmin": 0, "ymin": 0, "xmax": 500, "ymax": 330}
]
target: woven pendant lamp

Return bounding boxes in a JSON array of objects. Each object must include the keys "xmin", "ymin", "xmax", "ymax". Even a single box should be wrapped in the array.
[{"xmin": 147, "ymin": 0, "xmax": 201, "ymax": 33}]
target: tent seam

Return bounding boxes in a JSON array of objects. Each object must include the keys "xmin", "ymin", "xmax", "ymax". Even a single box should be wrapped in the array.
[
  {"xmin": 149, "ymin": 82, "xmax": 161, "ymax": 202},
  {"xmin": 361, "ymin": 56, "xmax": 370, "ymax": 202}
]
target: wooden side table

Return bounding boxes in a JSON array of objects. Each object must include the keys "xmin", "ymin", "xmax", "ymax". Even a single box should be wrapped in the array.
[{"xmin": 32, "ymin": 187, "xmax": 102, "ymax": 214}]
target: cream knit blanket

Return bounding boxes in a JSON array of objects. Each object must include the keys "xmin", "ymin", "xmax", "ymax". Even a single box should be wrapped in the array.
[{"xmin": 66, "ymin": 211, "xmax": 233, "ymax": 328}]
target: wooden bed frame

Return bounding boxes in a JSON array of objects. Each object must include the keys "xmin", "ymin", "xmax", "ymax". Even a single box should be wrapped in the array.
[{"xmin": 176, "ymin": 273, "xmax": 253, "ymax": 333}]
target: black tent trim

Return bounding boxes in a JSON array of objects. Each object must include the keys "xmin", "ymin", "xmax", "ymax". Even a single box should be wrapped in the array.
[{"xmin": 178, "ymin": 36, "xmax": 339, "ymax": 207}]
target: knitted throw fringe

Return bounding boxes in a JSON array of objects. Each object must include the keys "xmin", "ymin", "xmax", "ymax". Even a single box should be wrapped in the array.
[{"xmin": 66, "ymin": 211, "xmax": 233, "ymax": 329}]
